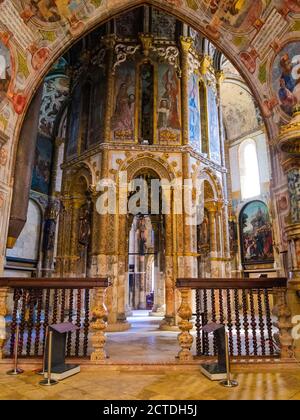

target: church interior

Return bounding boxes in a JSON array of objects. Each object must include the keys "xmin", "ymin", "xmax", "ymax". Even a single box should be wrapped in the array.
[{"xmin": 0, "ymin": 0, "xmax": 300, "ymax": 401}]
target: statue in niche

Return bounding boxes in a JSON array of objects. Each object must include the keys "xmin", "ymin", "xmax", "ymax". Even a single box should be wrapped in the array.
[
  {"xmin": 78, "ymin": 199, "xmax": 92, "ymax": 247},
  {"xmin": 137, "ymin": 215, "xmax": 147, "ymax": 256},
  {"xmin": 198, "ymin": 210, "xmax": 210, "ymax": 255}
]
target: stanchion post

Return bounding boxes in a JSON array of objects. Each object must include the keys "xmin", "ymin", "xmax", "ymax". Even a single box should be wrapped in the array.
[
  {"xmin": 39, "ymin": 330, "xmax": 58, "ymax": 386},
  {"xmin": 220, "ymin": 332, "xmax": 238, "ymax": 388},
  {"xmin": 36, "ymin": 326, "xmax": 49, "ymax": 376},
  {"xmin": 7, "ymin": 323, "xmax": 24, "ymax": 376}
]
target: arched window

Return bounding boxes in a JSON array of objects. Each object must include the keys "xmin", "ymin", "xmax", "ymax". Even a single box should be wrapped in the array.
[
  {"xmin": 6, "ymin": 199, "xmax": 42, "ymax": 262},
  {"xmin": 239, "ymin": 139, "xmax": 261, "ymax": 200}
]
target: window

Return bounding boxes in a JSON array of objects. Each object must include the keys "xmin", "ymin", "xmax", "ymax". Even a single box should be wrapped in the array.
[{"xmin": 239, "ymin": 139, "xmax": 261, "ymax": 200}]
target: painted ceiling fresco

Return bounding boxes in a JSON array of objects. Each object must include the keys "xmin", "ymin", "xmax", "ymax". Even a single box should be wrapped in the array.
[{"xmin": 1, "ymin": 0, "xmax": 300, "ymax": 142}]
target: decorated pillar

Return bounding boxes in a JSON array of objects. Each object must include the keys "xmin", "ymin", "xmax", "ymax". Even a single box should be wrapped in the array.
[{"xmin": 278, "ymin": 108, "xmax": 300, "ymax": 356}]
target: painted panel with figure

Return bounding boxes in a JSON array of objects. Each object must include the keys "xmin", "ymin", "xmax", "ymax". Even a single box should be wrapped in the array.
[
  {"xmin": 240, "ymin": 201, "xmax": 274, "ymax": 265},
  {"xmin": 157, "ymin": 64, "xmax": 181, "ymax": 145},
  {"xmin": 188, "ymin": 73, "xmax": 201, "ymax": 152},
  {"xmin": 207, "ymin": 86, "xmax": 221, "ymax": 163},
  {"xmin": 272, "ymin": 41, "xmax": 300, "ymax": 117},
  {"xmin": 32, "ymin": 134, "xmax": 53, "ymax": 195},
  {"xmin": 0, "ymin": 40, "xmax": 12, "ymax": 106},
  {"xmin": 111, "ymin": 61, "xmax": 136, "ymax": 142}
]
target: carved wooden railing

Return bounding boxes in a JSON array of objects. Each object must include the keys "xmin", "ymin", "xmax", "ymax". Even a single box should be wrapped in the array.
[
  {"xmin": 176, "ymin": 278, "xmax": 293, "ymax": 361},
  {"xmin": 0, "ymin": 278, "xmax": 109, "ymax": 361}
]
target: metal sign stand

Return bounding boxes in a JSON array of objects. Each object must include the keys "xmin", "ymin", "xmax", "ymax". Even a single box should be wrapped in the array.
[
  {"xmin": 220, "ymin": 332, "xmax": 238, "ymax": 388},
  {"xmin": 39, "ymin": 331, "xmax": 58, "ymax": 386}
]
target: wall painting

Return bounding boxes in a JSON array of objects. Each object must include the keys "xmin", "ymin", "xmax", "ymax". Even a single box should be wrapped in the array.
[
  {"xmin": 111, "ymin": 61, "xmax": 136, "ymax": 142},
  {"xmin": 188, "ymin": 73, "xmax": 201, "ymax": 152},
  {"xmin": 157, "ymin": 64, "xmax": 181, "ymax": 145},
  {"xmin": 240, "ymin": 201, "xmax": 274, "ymax": 265},
  {"xmin": 207, "ymin": 86, "xmax": 221, "ymax": 164}
]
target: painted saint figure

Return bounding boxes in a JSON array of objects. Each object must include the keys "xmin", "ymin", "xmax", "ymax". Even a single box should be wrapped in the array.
[
  {"xmin": 111, "ymin": 72, "xmax": 135, "ymax": 133},
  {"xmin": 159, "ymin": 68, "xmax": 181, "ymax": 130}
]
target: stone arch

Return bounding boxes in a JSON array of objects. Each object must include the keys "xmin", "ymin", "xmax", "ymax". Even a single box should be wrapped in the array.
[
  {"xmin": 198, "ymin": 167, "xmax": 223, "ymax": 202},
  {"xmin": 8, "ymin": 0, "xmax": 277, "ymax": 167},
  {"xmin": 64, "ymin": 163, "xmax": 94, "ymax": 195},
  {"xmin": 119, "ymin": 154, "xmax": 176, "ymax": 183}
]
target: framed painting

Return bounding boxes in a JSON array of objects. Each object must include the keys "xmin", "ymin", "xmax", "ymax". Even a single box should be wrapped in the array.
[{"xmin": 240, "ymin": 201, "xmax": 274, "ymax": 265}]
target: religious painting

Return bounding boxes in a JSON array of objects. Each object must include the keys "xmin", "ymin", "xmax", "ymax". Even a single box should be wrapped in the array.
[
  {"xmin": 89, "ymin": 71, "xmax": 106, "ymax": 145},
  {"xmin": 207, "ymin": 86, "xmax": 221, "ymax": 164},
  {"xmin": 240, "ymin": 201, "xmax": 274, "ymax": 265},
  {"xmin": 272, "ymin": 41, "xmax": 300, "ymax": 117},
  {"xmin": 157, "ymin": 64, "xmax": 181, "ymax": 145},
  {"xmin": 67, "ymin": 85, "xmax": 81, "ymax": 157},
  {"xmin": 188, "ymin": 73, "xmax": 201, "ymax": 152},
  {"xmin": 21, "ymin": 0, "xmax": 86, "ymax": 33},
  {"xmin": 111, "ymin": 61, "xmax": 136, "ymax": 142},
  {"xmin": 201, "ymin": 0, "xmax": 265, "ymax": 33},
  {"xmin": 0, "ymin": 40, "xmax": 12, "ymax": 106},
  {"xmin": 22, "ymin": 0, "xmax": 82, "ymax": 23},
  {"xmin": 32, "ymin": 134, "xmax": 53, "ymax": 195},
  {"xmin": 39, "ymin": 75, "xmax": 69, "ymax": 138}
]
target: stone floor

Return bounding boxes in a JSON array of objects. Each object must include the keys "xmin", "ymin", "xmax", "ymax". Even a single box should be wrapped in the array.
[
  {"xmin": 1, "ymin": 311, "xmax": 300, "ymax": 400},
  {"xmin": 0, "ymin": 367, "xmax": 300, "ymax": 400},
  {"xmin": 105, "ymin": 311, "xmax": 182, "ymax": 363}
]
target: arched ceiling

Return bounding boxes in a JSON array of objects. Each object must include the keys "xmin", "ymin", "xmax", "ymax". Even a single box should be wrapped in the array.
[{"xmin": 1, "ymin": 0, "xmax": 300, "ymax": 147}]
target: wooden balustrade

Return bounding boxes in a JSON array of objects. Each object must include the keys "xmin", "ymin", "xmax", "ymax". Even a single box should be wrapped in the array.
[
  {"xmin": 176, "ymin": 278, "xmax": 293, "ymax": 361},
  {"xmin": 0, "ymin": 278, "xmax": 109, "ymax": 361}
]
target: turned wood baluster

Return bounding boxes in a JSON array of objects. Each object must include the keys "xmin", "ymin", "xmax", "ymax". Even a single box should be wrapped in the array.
[
  {"xmin": 264, "ymin": 289, "xmax": 274, "ymax": 356},
  {"xmin": 18, "ymin": 289, "xmax": 27, "ymax": 356},
  {"xmin": 67, "ymin": 289, "xmax": 74, "ymax": 357},
  {"xmin": 177, "ymin": 289, "xmax": 194, "ymax": 362},
  {"xmin": 211, "ymin": 289, "xmax": 217, "ymax": 356},
  {"xmin": 83, "ymin": 289, "xmax": 90, "ymax": 357},
  {"xmin": 26, "ymin": 289, "xmax": 35, "ymax": 356},
  {"xmin": 75, "ymin": 289, "xmax": 82, "ymax": 357},
  {"xmin": 203, "ymin": 289, "xmax": 209, "ymax": 356},
  {"xmin": 195, "ymin": 289, "xmax": 202, "ymax": 356},
  {"xmin": 43, "ymin": 289, "xmax": 50, "ymax": 350},
  {"xmin": 60, "ymin": 289, "xmax": 66, "ymax": 323},
  {"xmin": 249, "ymin": 289, "xmax": 258, "ymax": 356},
  {"xmin": 257, "ymin": 289, "xmax": 266, "ymax": 356},
  {"xmin": 52, "ymin": 289, "xmax": 59, "ymax": 325},
  {"xmin": 34, "ymin": 289, "xmax": 43, "ymax": 356},
  {"xmin": 219, "ymin": 289, "xmax": 225, "ymax": 325},
  {"xmin": 10, "ymin": 290, "xmax": 20, "ymax": 357},
  {"xmin": 242, "ymin": 289, "xmax": 250, "ymax": 356},
  {"xmin": 226, "ymin": 289, "xmax": 234, "ymax": 356},
  {"xmin": 234, "ymin": 289, "xmax": 242, "ymax": 356},
  {"xmin": 91, "ymin": 287, "xmax": 108, "ymax": 362}
]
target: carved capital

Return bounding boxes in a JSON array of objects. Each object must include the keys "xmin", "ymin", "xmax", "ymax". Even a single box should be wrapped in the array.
[
  {"xmin": 180, "ymin": 36, "xmax": 193, "ymax": 54},
  {"xmin": 139, "ymin": 33, "xmax": 154, "ymax": 57}
]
